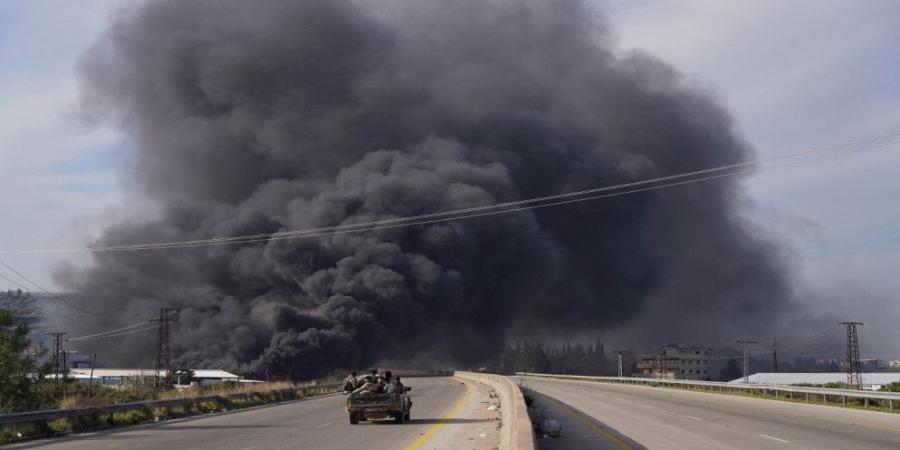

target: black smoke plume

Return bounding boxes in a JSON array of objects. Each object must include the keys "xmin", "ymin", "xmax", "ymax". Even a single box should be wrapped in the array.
[{"xmin": 59, "ymin": 0, "xmax": 793, "ymax": 378}]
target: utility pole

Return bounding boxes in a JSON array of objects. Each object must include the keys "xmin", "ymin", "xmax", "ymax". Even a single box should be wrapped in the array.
[
  {"xmin": 656, "ymin": 348, "xmax": 668, "ymax": 379},
  {"xmin": 43, "ymin": 332, "xmax": 66, "ymax": 391},
  {"xmin": 89, "ymin": 353, "xmax": 97, "ymax": 395},
  {"xmin": 839, "ymin": 322, "xmax": 864, "ymax": 390},
  {"xmin": 616, "ymin": 351, "xmax": 624, "ymax": 377},
  {"xmin": 737, "ymin": 337, "xmax": 758, "ymax": 384},
  {"xmin": 151, "ymin": 308, "xmax": 178, "ymax": 394},
  {"xmin": 772, "ymin": 338, "xmax": 779, "ymax": 373}
]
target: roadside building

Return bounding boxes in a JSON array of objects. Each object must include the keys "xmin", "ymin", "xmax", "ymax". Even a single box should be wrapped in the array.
[
  {"xmin": 636, "ymin": 345, "xmax": 711, "ymax": 380},
  {"xmin": 889, "ymin": 360, "xmax": 900, "ymax": 369},
  {"xmin": 729, "ymin": 372, "xmax": 900, "ymax": 390},
  {"xmin": 860, "ymin": 358, "xmax": 883, "ymax": 371},
  {"xmin": 52, "ymin": 368, "xmax": 242, "ymax": 387}
]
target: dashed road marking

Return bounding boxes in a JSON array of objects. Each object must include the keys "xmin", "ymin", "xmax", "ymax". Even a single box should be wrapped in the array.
[
  {"xmin": 759, "ymin": 434, "xmax": 790, "ymax": 443},
  {"xmin": 316, "ymin": 422, "xmax": 331, "ymax": 429},
  {"xmin": 686, "ymin": 415, "xmax": 704, "ymax": 421}
]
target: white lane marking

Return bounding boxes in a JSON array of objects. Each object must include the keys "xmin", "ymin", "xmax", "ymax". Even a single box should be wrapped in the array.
[
  {"xmin": 759, "ymin": 434, "xmax": 790, "ymax": 444},
  {"xmin": 686, "ymin": 415, "xmax": 704, "ymax": 421},
  {"xmin": 241, "ymin": 447, "xmax": 261, "ymax": 450},
  {"xmin": 316, "ymin": 422, "xmax": 332, "ymax": 429}
]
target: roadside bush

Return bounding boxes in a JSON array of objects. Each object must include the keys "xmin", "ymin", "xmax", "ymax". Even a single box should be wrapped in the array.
[
  {"xmin": 1, "ymin": 428, "xmax": 15, "ymax": 444},
  {"xmin": 46, "ymin": 418, "xmax": 73, "ymax": 434},
  {"xmin": 112, "ymin": 408, "xmax": 151, "ymax": 426},
  {"xmin": 197, "ymin": 400, "xmax": 220, "ymax": 413}
]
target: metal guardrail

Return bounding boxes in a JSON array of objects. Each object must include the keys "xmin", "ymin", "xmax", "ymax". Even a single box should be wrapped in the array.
[
  {"xmin": 0, "ymin": 383, "xmax": 342, "ymax": 426},
  {"xmin": 516, "ymin": 373, "xmax": 900, "ymax": 411}
]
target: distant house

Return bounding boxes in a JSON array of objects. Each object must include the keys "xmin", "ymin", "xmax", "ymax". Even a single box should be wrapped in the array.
[{"xmin": 636, "ymin": 345, "xmax": 711, "ymax": 380}]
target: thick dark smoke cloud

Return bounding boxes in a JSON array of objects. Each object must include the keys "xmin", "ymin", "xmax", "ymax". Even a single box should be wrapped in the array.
[{"xmin": 60, "ymin": 0, "xmax": 794, "ymax": 378}]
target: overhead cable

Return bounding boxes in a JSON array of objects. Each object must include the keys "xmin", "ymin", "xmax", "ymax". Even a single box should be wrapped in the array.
[
  {"xmin": 3, "ymin": 129, "xmax": 899, "ymax": 255},
  {"xmin": 67, "ymin": 321, "xmax": 153, "ymax": 341}
]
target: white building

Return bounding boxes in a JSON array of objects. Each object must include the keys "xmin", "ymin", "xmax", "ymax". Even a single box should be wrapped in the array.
[
  {"xmin": 637, "ymin": 345, "xmax": 711, "ymax": 380},
  {"xmin": 53, "ymin": 368, "xmax": 241, "ymax": 387},
  {"xmin": 729, "ymin": 372, "xmax": 900, "ymax": 390}
]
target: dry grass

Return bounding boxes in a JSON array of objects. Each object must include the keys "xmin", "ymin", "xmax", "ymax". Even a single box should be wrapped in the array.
[
  {"xmin": 58, "ymin": 395, "xmax": 114, "ymax": 410},
  {"xmin": 158, "ymin": 381, "xmax": 297, "ymax": 400}
]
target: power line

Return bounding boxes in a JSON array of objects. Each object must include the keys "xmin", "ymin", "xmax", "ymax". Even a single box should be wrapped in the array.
[
  {"xmin": 2, "ymin": 130, "xmax": 899, "ymax": 255},
  {"xmin": 0, "ymin": 270, "xmax": 30, "ymax": 291},
  {"xmin": 67, "ymin": 321, "xmax": 153, "ymax": 341},
  {"xmin": 1, "ymin": 261, "xmax": 51, "ymax": 293},
  {"xmin": 0, "ymin": 269, "xmax": 85, "ymax": 320},
  {"xmin": 67, "ymin": 324, "xmax": 158, "ymax": 342},
  {"xmin": 0, "ymin": 261, "xmax": 95, "ymax": 318}
]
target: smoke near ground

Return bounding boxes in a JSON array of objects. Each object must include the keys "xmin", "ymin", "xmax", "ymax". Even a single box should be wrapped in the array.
[{"xmin": 58, "ymin": 0, "xmax": 794, "ymax": 378}]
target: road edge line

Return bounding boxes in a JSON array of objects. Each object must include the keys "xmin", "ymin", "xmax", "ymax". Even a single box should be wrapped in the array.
[
  {"xmin": 536, "ymin": 392, "xmax": 633, "ymax": 450},
  {"xmin": 403, "ymin": 382, "xmax": 471, "ymax": 450}
]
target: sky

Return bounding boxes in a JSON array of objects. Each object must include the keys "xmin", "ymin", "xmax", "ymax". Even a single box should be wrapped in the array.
[{"xmin": 1, "ymin": 0, "xmax": 899, "ymax": 356}]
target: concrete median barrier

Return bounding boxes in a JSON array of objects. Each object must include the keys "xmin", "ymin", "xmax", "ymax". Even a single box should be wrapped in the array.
[{"xmin": 455, "ymin": 371, "xmax": 535, "ymax": 450}]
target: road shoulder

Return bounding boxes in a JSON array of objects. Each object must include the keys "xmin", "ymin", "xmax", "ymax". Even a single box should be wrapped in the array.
[{"xmin": 410, "ymin": 377, "xmax": 501, "ymax": 450}]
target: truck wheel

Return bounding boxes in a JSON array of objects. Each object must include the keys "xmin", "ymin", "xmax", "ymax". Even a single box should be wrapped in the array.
[
  {"xmin": 394, "ymin": 412, "xmax": 405, "ymax": 424},
  {"xmin": 349, "ymin": 412, "xmax": 359, "ymax": 425}
]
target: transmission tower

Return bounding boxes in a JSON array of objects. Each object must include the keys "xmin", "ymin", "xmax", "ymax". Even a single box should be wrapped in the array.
[
  {"xmin": 839, "ymin": 322, "xmax": 864, "ymax": 389},
  {"xmin": 737, "ymin": 337, "xmax": 758, "ymax": 384},
  {"xmin": 43, "ymin": 332, "xmax": 66, "ymax": 390},
  {"xmin": 151, "ymin": 308, "xmax": 178, "ymax": 392}
]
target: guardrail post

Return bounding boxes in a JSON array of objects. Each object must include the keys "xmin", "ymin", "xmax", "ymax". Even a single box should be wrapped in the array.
[
  {"xmin": 805, "ymin": 393, "xmax": 809, "ymax": 402},
  {"xmin": 864, "ymin": 398, "xmax": 869, "ymax": 408},
  {"xmin": 842, "ymin": 395, "xmax": 846, "ymax": 405},
  {"xmin": 890, "ymin": 399, "xmax": 893, "ymax": 412}
]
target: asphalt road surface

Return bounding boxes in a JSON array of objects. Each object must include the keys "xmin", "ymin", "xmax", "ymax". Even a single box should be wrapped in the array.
[
  {"xmin": 521, "ymin": 376, "xmax": 900, "ymax": 449},
  {"xmin": 7, "ymin": 377, "xmax": 495, "ymax": 450}
]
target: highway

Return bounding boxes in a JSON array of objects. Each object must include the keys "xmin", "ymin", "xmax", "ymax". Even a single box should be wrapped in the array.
[
  {"xmin": 522, "ymin": 376, "xmax": 900, "ymax": 449},
  {"xmin": 6, "ymin": 377, "xmax": 499, "ymax": 450}
]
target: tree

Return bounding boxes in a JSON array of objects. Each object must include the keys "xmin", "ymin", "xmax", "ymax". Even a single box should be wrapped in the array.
[
  {"xmin": 0, "ymin": 309, "xmax": 46, "ymax": 413},
  {"xmin": 720, "ymin": 358, "xmax": 741, "ymax": 381},
  {"xmin": 516, "ymin": 341, "xmax": 550, "ymax": 373},
  {"xmin": 165, "ymin": 368, "xmax": 196, "ymax": 386}
]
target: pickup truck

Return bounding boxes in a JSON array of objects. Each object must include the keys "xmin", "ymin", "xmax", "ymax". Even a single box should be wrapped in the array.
[{"xmin": 346, "ymin": 387, "xmax": 412, "ymax": 424}]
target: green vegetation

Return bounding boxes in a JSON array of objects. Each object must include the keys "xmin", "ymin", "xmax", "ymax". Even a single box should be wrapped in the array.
[
  {"xmin": 0, "ymin": 379, "xmax": 340, "ymax": 445},
  {"xmin": 0, "ymin": 308, "xmax": 50, "ymax": 414},
  {"xmin": 0, "ymin": 308, "xmax": 341, "ymax": 445},
  {"xmin": 496, "ymin": 340, "xmax": 615, "ymax": 375}
]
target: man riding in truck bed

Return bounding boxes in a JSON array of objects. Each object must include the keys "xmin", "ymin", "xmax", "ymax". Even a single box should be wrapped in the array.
[{"xmin": 350, "ymin": 368, "xmax": 383, "ymax": 395}]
